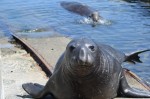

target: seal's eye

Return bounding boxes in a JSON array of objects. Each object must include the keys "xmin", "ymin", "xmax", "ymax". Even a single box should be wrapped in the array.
[
  {"xmin": 69, "ymin": 45, "xmax": 75, "ymax": 52},
  {"xmin": 89, "ymin": 45, "xmax": 95, "ymax": 51}
]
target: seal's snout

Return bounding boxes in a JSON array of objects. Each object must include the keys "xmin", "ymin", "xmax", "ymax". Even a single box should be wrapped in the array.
[
  {"xmin": 90, "ymin": 12, "xmax": 100, "ymax": 22},
  {"xmin": 78, "ymin": 45, "xmax": 95, "ymax": 65},
  {"xmin": 67, "ymin": 38, "xmax": 97, "ymax": 68},
  {"xmin": 79, "ymin": 47, "xmax": 86, "ymax": 63},
  {"xmin": 93, "ymin": 17, "xmax": 99, "ymax": 22}
]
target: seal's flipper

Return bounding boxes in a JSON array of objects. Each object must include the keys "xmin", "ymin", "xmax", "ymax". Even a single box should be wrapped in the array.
[
  {"xmin": 125, "ymin": 49, "xmax": 150, "ymax": 64},
  {"xmin": 118, "ymin": 75, "xmax": 150, "ymax": 98},
  {"xmin": 22, "ymin": 83, "xmax": 48, "ymax": 98},
  {"xmin": 34, "ymin": 83, "xmax": 44, "ymax": 89}
]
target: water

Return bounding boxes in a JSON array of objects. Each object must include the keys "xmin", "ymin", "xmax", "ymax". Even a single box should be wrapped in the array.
[{"xmin": 0, "ymin": 0, "xmax": 149, "ymax": 81}]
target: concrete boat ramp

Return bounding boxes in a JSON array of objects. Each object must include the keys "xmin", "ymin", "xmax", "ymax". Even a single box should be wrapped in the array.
[{"xmin": 0, "ymin": 35, "xmax": 150, "ymax": 99}]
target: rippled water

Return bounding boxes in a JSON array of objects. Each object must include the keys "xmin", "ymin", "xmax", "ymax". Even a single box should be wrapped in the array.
[{"xmin": 0, "ymin": 0, "xmax": 149, "ymax": 81}]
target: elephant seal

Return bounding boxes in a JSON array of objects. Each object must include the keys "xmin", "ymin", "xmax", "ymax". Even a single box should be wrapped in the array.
[
  {"xmin": 60, "ymin": 1, "xmax": 101, "ymax": 23},
  {"xmin": 22, "ymin": 38, "xmax": 150, "ymax": 99}
]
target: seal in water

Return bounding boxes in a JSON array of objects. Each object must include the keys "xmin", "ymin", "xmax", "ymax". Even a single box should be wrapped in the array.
[
  {"xmin": 22, "ymin": 38, "xmax": 150, "ymax": 99},
  {"xmin": 60, "ymin": 1, "xmax": 101, "ymax": 23}
]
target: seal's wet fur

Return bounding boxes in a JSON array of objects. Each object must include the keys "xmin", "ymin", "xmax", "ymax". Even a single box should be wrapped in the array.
[{"xmin": 22, "ymin": 38, "xmax": 150, "ymax": 99}]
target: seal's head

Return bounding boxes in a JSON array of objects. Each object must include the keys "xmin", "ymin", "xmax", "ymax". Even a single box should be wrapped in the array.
[
  {"xmin": 90, "ymin": 12, "xmax": 100, "ymax": 22},
  {"xmin": 65, "ymin": 38, "xmax": 100, "ymax": 77}
]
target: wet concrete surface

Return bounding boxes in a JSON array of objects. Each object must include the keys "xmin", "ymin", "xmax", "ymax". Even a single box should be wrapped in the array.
[{"xmin": 21, "ymin": 36, "xmax": 71, "ymax": 72}]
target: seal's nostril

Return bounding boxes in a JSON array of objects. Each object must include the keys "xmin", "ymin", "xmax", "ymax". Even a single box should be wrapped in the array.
[
  {"xmin": 70, "ymin": 45, "xmax": 75, "ymax": 52},
  {"xmin": 89, "ymin": 45, "xmax": 95, "ymax": 51}
]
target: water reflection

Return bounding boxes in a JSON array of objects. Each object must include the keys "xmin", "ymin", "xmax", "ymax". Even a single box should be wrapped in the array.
[
  {"xmin": 123, "ymin": 0, "xmax": 150, "ymax": 16},
  {"xmin": 123, "ymin": 0, "xmax": 150, "ymax": 3},
  {"xmin": 122, "ymin": 0, "xmax": 150, "ymax": 26}
]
